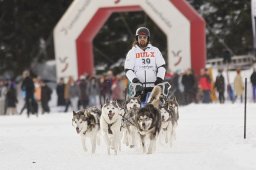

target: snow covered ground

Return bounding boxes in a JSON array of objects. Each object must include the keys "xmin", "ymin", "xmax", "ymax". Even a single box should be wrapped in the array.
[
  {"xmin": 0, "ymin": 66, "xmax": 255, "ymax": 170},
  {"xmin": 1, "ymin": 103, "xmax": 256, "ymax": 170}
]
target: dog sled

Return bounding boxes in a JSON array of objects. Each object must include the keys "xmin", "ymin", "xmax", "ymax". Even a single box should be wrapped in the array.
[{"xmin": 128, "ymin": 81, "xmax": 171, "ymax": 107}]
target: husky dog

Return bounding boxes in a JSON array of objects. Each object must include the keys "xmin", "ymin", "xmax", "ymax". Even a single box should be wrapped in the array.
[
  {"xmin": 159, "ymin": 103, "xmax": 176, "ymax": 147},
  {"xmin": 159, "ymin": 96, "xmax": 179, "ymax": 144},
  {"xmin": 72, "ymin": 107, "xmax": 101, "ymax": 154},
  {"xmin": 160, "ymin": 95, "xmax": 179, "ymax": 120},
  {"xmin": 126, "ymin": 96, "xmax": 141, "ymax": 110},
  {"xmin": 100, "ymin": 100, "xmax": 123, "ymax": 155},
  {"xmin": 122, "ymin": 96, "xmax": 141, "ymax": 148},
  {"xmin": 135, "ymin": 86, "xmax": 162, "ymax": 154},
  {"xmin": 165, "ymin": 97, "xmax": 179, "ymax": 121},
  {"xmin": 165, "ymin": 97, "xmax": 179, "ymax": 139}
]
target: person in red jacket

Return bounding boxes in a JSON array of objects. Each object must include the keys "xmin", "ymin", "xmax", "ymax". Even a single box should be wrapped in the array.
[{"xmin": 198, "ymin": 68, "xmax": 211, "ymax": 103}]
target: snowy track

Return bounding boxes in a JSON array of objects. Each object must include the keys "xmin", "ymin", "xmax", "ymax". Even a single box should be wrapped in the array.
[{"xmin": 1, "ymin": 103, "xmax": 256, "ymax": 170}]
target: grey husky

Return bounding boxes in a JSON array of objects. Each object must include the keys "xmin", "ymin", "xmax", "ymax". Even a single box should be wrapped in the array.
[
  {"xmin": 135, "ymin": 86, "xmax": 162, "ymax": 154},
  {"xmin": 72, "ymin": 107, "xmax": 101, "ymax": 154},
  {"xmin": 122, "ymin": 96, "xmax": 141, "ymax": 148}
]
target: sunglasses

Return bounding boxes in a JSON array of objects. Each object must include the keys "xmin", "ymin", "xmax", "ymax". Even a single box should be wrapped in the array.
[{"xmin": 138, "ymin": 35, "xmax": 148, "ymax": 39}]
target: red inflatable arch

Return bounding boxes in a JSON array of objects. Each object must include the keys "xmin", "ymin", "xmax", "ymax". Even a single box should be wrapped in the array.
[{"xmin": 54, "ymin": 0, "xmax": 206, "ymax": 79}]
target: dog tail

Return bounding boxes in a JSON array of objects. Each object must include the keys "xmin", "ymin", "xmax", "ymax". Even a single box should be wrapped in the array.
[{"xmin": 147, "ymin": 85, "xmax": 162, "ymax": 108}]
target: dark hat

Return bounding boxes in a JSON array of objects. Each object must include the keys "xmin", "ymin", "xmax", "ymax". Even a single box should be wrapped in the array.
[{"xmin": 135, "ymin": 27, "xmax": 150, "ymax": 37}]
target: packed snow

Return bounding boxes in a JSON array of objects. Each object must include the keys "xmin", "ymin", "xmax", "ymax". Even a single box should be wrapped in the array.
[
  {"xmin": 1, "ymin": 67, "xmax": 256, "ymax": 169},
  {"xmin": 1, "ymin": 103, "xmax": 256, "ymax": 170}
]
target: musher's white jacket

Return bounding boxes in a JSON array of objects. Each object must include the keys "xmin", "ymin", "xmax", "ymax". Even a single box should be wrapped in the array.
[{"xmin": 124, "ymin": 44, "xmax": 166, "ymax": 87}]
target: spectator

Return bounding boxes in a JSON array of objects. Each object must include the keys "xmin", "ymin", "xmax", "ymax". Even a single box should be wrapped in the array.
[
  {"xmin": 21, "ymin": 70, "xmax": 37, "ymax": 117},
  {"xmin": 5, "ymin": 81, "xmax": 18, "ymax": 115},
  {"xmin": 21, "ymin": 71, "xmax": 36, "ymax": 116},
  {"xmin": 198, "ymin": 68, "xmax": 212, "ymax": 103},
  {"xmin": 0, "ymin": 80, "xmax": 7, "ymax": 115},
  {"xmin": 56, "ymin": 77, "xmax": 66, "ymax": 107},
  {"xmin": 182, "ymin": 68, "xmax": 197, "ymax": 104},
  {"xmin": 250, "ymin": 68, "xmax": 256, "ymax": 102},
  {"xmin": 214, "ymin": 69, "xmax": 225, "ymax": 104},
  {"xmin": 64, "ymin": 76, "xmax": 79, "ymax": 112},
  {"xmin": 208, "ymin": 67, "xmax": 217, "ymax": 102},
  {"xmin": 33, "ymin": 77, "xmax": 41, "ymax": 113},
  {"xmin": 234, "ymin": 69, "xmax": 244, "ymax": 103},
  {"xmin": 111, "ymin": 75, "xmax": 123, "ymax": 102},
  {"xmin": 165, "ymin": 69, "xmax": 173, "ymax": 82},
  {"xmin": 99, "ymin": 75, "xmax": 106, "ymax": 107},
  {"xmin": 119, "ymin": 74, "xmax": 128, "ymax": 100},
  {"xmin": 41, "ymin": 81, "xmax": 52, "ymax": 114},
  {"xmin": 170, "ymin": 70, "xmax": 184, "ymax": 105},
  {"xmin": 78, "ymin": 76, "xmax": 89, "ymax": 109},
  {"xmin": 100, "ymin": 72, "xmax": 113, "ymax": 104},
  {"xmin": 88, "ymin": 76, "xmax": 100, "ymax": 107}
]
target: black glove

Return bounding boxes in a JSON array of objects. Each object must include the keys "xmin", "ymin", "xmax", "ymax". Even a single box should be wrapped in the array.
[
  {"xmin": 154, "ymin": 77, "xmax": 163, "ymax": 85},
  {"xmin": 135, "ymin": 85, "xmax": 143, "ymax": 97},
  {"xmin": 132, "ymin": 78, "xmax": 140, "ymax": 83}
]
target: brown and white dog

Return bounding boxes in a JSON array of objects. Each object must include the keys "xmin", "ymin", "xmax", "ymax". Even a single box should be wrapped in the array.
[{"xmin": 72, "ymin": 107, "xmax": 101, "ymax": 154}]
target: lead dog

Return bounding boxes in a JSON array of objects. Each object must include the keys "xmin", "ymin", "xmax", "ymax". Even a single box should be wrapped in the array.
[
  {"xmin": 72, "ymin": 107, "xmax": 101, "ymax": 154},
  {"xmin": 100, "ymin": 99, "xmax": 123, "ymax": 155},
  {"xmin": 135, "ymin": 86, "xmax": 162, "ymax": 154}
]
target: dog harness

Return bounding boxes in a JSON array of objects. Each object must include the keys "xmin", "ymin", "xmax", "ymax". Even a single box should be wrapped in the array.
[
  {"xmin": 102, "ymin": 116, "xmax": 118, "ymax": 135},
  {"xmin": 108, "ymin": 123, "xmax": 113, "ymax": 134}
]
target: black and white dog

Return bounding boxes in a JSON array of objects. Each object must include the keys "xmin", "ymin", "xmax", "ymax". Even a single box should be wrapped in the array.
[
  {"xmin": 72, "ymin": 107, "xmax": 101, "ymax": 154},
  {"xmin": 159, "ymin": 96, "xmax": 179, "ymax": 146},
  {"xmin": 100, "ymin": 99, "xmax": 123, "ymax": 155},
  {"xmin": 165, "ymin": 97, "xmax": 179, "ymax": 139},
  {"xmin": 135, "ymin": 86, "xmax": 162, "ymax": 154},
  {"xmin": 121, "ymin": 96, "xmax": 141, "ymax": 148},
  {"xmin": 159, "ymin": 103, "xmax": 176, "ymax": 147}
]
